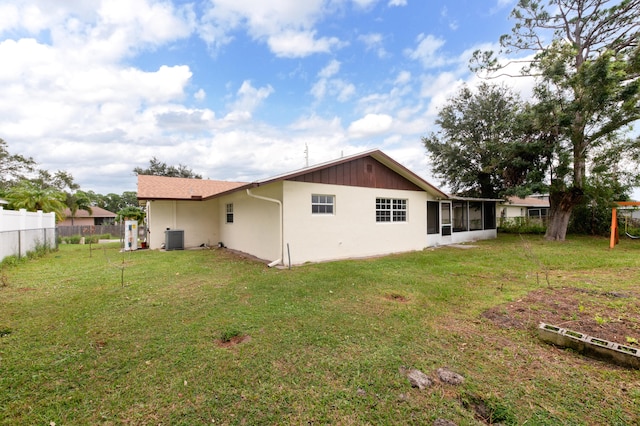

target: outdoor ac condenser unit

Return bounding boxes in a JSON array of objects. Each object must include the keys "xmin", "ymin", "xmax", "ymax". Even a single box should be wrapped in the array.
[{"xmin": 165, "ymin": 229, "xmax": 184, "ymax": 251}]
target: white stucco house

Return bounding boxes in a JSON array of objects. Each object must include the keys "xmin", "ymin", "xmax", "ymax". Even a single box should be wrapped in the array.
[
  {"xmin": 499, "ymin": 195, "xmax": 550, "ymax": 225},
  {"xmin": 137, "ymin": 150, "xmax": 498, "ymax": 265}
]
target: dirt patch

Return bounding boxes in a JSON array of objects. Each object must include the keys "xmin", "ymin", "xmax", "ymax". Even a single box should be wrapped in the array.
[
  {"xmin": 482, "ymin": 287, "xmax": 640, "ymax": 345},
  {"xmin": 385, "ymin": 292, "xmax": 408, "ymax": 303},
  {"xmin": 215, "ymin": 334, "xmax": 252, "ymax": 348}
]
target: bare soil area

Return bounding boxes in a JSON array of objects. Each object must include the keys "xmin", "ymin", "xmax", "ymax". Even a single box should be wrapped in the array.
[{"xmin": 482, "ymin": 287, "xmax": 640, "ymax": 346}]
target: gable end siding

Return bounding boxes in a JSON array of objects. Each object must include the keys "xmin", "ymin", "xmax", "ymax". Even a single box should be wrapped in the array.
[{"xmin": 287, "ymin": 157, "xmax": 422, "ymax": 191}]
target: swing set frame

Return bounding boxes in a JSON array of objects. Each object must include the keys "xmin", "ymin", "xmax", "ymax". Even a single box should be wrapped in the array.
[{"xmin": 609, "ymin": 201, "xmax": 640, "ymax": 248}]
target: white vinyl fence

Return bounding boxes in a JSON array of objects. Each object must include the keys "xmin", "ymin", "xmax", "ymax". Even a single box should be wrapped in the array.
[{"xmin": 0, "ymin": 207, "xmax": 57, "ymax": 262}]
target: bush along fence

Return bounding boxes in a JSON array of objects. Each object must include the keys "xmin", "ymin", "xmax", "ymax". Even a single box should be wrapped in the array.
[{"xmin": 0, "ymin": 207, "xmax": 57, "ymax": 262}]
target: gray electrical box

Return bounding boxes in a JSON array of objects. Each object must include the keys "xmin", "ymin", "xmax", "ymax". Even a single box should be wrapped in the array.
[{"xmin": 165, "ymin": 229, "xmax": 184, "ymax": 250}]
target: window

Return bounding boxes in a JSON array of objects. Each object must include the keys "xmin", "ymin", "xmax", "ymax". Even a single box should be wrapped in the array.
[
  {"xmin": 469, "ymin": 202, "xmax": 483, "ymax": 231},
  {"xmin": 483, "ymin": 201, "xmax": 496, "ymax": 229},
  {"xmin": 312, "ymin": 194, "xmax": 334, "ymax": 214},
  {"xmin": 427, "ymin": 201, "xmax": 439, "ymax": 234},
  {"xmin": 226, "ymin": 203, "xmax": 234, "ymax": 223},
  {"xmin": 376, "ymin": 198, "xmax": 407, "ymax": 222},
  {"xmin": 528, "ymin": 208, "xmax": 548, "ymax": 217},
  {"xmin": 441, "ymin": 202, "xmax": 452, "ymax": 235},
  {"xmin": 453, "ymin": 201, "xmax": 468, "ymax": 232}
]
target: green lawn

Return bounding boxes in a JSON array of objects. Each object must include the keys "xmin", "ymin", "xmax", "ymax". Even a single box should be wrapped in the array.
[{"xmin": 1, "ymin": 235, "xmax": 639, "ymax": 425}]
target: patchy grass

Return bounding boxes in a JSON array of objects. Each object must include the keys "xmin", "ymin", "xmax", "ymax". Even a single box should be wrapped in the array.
[{"xmin": 1, "ymin": 235, "xmax": 639, "ymax": 425}]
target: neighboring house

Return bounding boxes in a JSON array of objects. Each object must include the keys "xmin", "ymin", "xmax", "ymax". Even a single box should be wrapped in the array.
[
  {"xmin": 138, "ymin": 149, "xmax": 499, "ymax": 265},
  {"xmin": 58, "ymin": 206, "xmax": 117, "ymax": 226},
  {"xmin": 499, "ymin": 195, "xmax": 550, "ymax": 223}
]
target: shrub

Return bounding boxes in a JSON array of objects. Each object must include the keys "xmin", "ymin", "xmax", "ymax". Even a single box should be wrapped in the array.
[
  {"xmin": 498, "ymin": 217, "xmax": 546, "ymax": 234},
  {"xmin": 63, "ymin": 235, "xmax": 82, "ymax": 244}
]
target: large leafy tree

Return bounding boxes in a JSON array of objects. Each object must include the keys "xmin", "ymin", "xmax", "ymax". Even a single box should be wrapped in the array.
[
  {"xmin": 472, "ymin": 0, "xmax": 640, "ymax": 240},
  {"xmin": 133, "ymin": 157, "xmax": 202, "ymax": 179},
  {"xmin": 87, "ymin": 191, "xmax": 139, "ymax": 213},
  {"xmin": 0, "ymin": 138, "xmax": 36, "ymax": 192},
  {"xmin": 423, "ymin": 82, "xmax": 540, "ymax": 198}
]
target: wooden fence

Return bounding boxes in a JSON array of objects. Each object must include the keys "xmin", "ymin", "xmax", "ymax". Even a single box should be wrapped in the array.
[{"xmin": 56, "ymin": 224, "xmax": 146, "ymax": 239}]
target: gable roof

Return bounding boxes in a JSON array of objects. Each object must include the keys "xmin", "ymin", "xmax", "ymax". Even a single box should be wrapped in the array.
[
  {"xmin": 137, "ymin": 175, "xmax": 248, "ymax": 201},
  {"xmin": 62, "ymin": 206, "xmax": 116, "ymax": 218},
  {"xmin": 250, "ymin": 149, "xmax": 449, "ymax": 198},
  {"xmin": 136, "ymin": 150, "xmax": 449, "ymax": 201}
]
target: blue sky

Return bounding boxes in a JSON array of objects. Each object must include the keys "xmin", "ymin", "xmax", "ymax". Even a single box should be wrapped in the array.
[{"xmin": 1, "ymin": 0, "xmax": 530, "ymax": 195}]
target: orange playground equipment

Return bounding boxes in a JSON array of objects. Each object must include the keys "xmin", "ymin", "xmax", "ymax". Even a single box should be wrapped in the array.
[{"xmin": 610, "ymin": 201, "xmax": 640, "ymax": 248}]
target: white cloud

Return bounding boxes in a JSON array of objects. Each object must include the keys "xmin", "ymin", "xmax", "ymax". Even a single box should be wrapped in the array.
[
  {"xmin": 311, "ymin": 60, "xmax": 355, "ymax": 102},
  {"xmin": 225, "ymin": 80, "xmax": 275, "ymax": 121},
  {"xmin": 319, "ymin": 59, "xmax": 341, "ymax": 78},
  {"xmin": 352, "ymin": 0, "xmax": 378, "ymax": 9},
  {"xmin": 0, "ymin": 20, "xmax": 195, "ymax": 182},
  {"xmin": 394, "ymin": 70, "xmax": 412, "ymax": 85},
  {"xmin": 268, "ymin": 29, "xmax": 342, "ymax": 57},
  {"xmin": 348, "ymin": 113, "xmax": 393, "ymax": 138},
  {"xmin": 405, "ymin": 33, "xmax": 448, "ymax": 69},
  {"xmin": 199, "ymin": 0, "xmax": 343, "ymax": 57},
  {"xmin": 20, "ymin": 0, "xmax": 196, "ymax": 64},
  {"xmin": 0, "ymin": 4, "xmax": 20, "ymax": 33},
  {"xmin": 358, "ymin": 32, "xmax": 388, "ymax": 58},
  {"xmin": 194, "ymin": 89, "xmax": 207, "ymax": 101},
  {"xmin": 388, "ymin": 0, "xmax": 407, "ymax": 6},
  {"xmin": 289, "ymin": 115, "xmax": 343, "ymax": 132}
]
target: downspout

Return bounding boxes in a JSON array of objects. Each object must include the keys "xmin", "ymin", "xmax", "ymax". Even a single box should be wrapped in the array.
[{"xmin": 246, "ymin": 188, "xmax": 283, "ymax": 267}]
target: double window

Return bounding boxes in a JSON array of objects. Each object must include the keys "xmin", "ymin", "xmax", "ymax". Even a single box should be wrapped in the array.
[
  {"xmin": 312, "ymin": 194, "xmax": 334, "ymax": 214},
  {"xmin": 376, "ymin": 198, "xmax": 407, "ymax": 222}
]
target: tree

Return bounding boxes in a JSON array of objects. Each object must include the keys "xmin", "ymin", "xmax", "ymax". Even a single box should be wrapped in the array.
[
  {"xmin": 133, "ymin": 157, "xmax": 202, "ymax": 179},
  {"xmin": 0, "ymin": 138, "xmax": 36, "ymax": 192},
  {"xmin": 4, "ymin": 181, "xmax": 67, "ymax": 221},
  {"xmin": 472, "ymin": 0, "xmax": 640, "ymax": 240},
  {"xmin": 82, "ymin": 191, "xmax": 139, "ymax": 214},
  {"xmin": 65, "ymin": 190, "xmax": 93, "ymax": 226},
  {"xmin": 422, "ymin": 83, "xmax": 532, "ymax": 198},
  {"xmin": 116, "ymin": 206, "xmax": 145, "ymax": 224},
  {"xmin": 32, "ymin": 169, "xmax": 79, "ymax": 192}
]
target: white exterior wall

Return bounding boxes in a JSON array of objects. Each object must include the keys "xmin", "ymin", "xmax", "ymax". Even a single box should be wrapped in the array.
[
  {"xmin": 143, "ymin": 182, "xmax": 497, "ymax": 262},
  {"xmin": 145, "ymin": 199, "xmax": 219, "ymax": 249},
  {"xmin": 217, "ymin": 185, "xmax": 282, "ymax": 262},
  {"xmin": 500, "ymin": 205, "xmax": 526, "ymax": 218},
  {"xmin": 427, "ymin": 229, "xmax": 497, "ymax": 246},
  {"xmin": 281, "ymin": 181, "xmax": 430, "ymax": 264}
]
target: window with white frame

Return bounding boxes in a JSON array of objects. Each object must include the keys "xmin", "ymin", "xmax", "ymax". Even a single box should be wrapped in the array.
[
  {"xmin": 376, "ymin": 198, "xmax": 407, "ymax": 222},
  {"xmin": 312, "ymin": 194, "xmax": 334, "ymax": 214},
  {"xmin": 226, "ymin": 203, "xmax": 234, "ymax": 223}
]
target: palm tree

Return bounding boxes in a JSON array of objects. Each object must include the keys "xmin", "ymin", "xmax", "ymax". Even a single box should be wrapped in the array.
[
  {"xmin": 66, "ymin": 191, "xmax": 93, "ymax": 225},
  {"xmin": 5, "ymin": 180, "xmax": 67, "ymax": 221}
]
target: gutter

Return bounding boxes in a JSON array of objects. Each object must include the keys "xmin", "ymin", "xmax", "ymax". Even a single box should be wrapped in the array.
[{"xmin": 246, "ymin": 188, "xmax": 283, "ymax": 267}]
